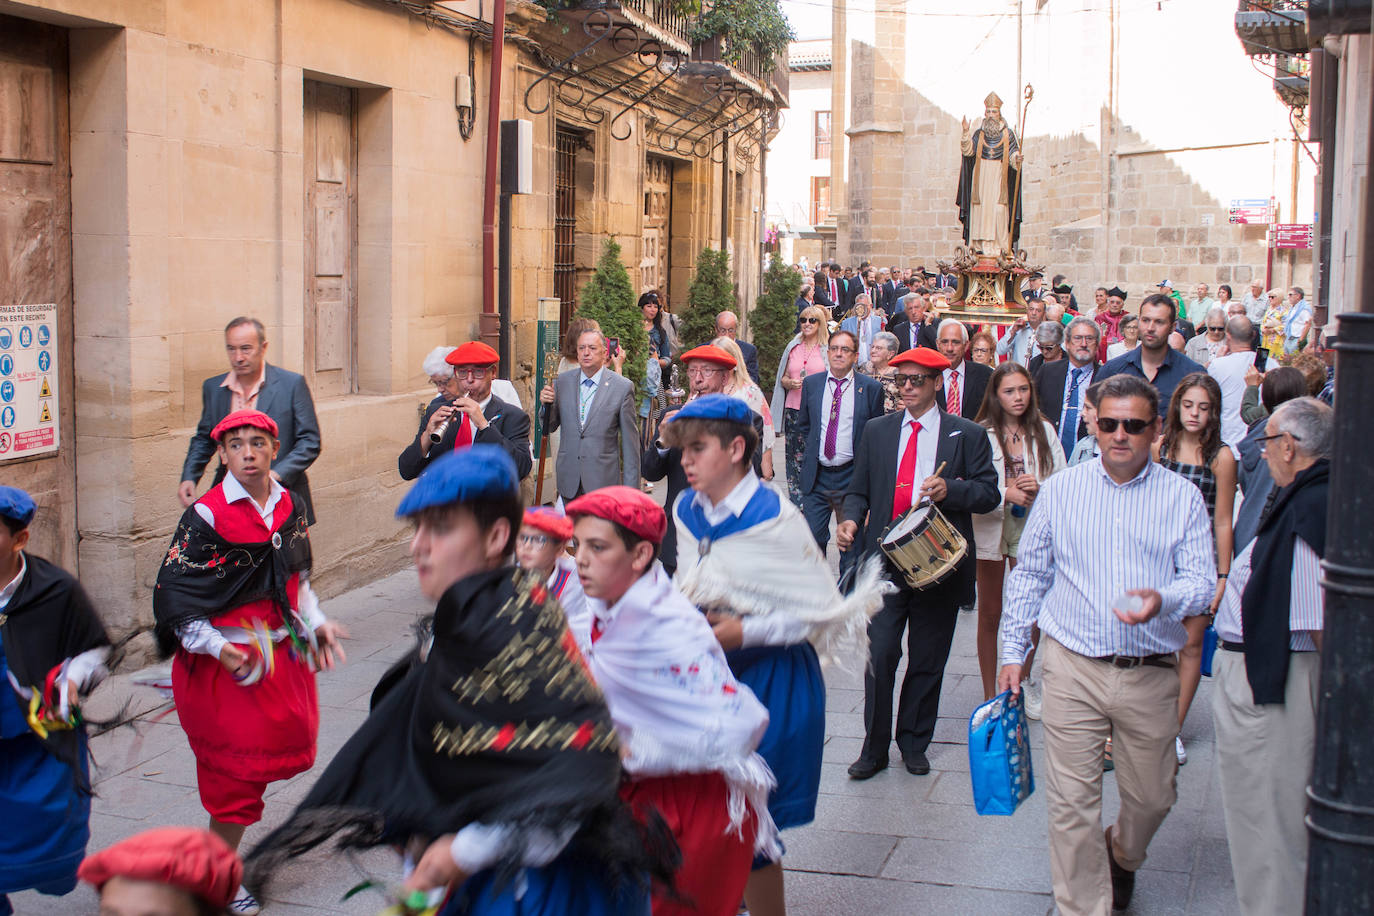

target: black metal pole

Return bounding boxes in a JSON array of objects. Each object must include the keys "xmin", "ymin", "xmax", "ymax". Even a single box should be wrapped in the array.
[
  {"xmin": 498, "ymin": 190, "xmax": 512, "ymax": 371},
  {"xmin": 1306, "ymin": 12, "xmax": 1374, "ymax": 911}
]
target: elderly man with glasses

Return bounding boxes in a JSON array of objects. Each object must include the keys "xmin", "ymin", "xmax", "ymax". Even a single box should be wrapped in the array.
[{"xmin": 398, "ymin": 341, "xmax": 532, "ymax": 480}]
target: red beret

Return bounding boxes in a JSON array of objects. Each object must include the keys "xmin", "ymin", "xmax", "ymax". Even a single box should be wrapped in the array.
[
  {"xmin": 211, "ymin": 408, "xmax": 279, "ymax": 442},
  {"xmin": 523, "ymin": 507, "xmax": 574, "ymax": 541},
  {"xmin": 79, "ymin": 827, "xmax": 243, "ymax": 909},
  {"xmin": 889, "ymin": 347, "xmax": 951, "ymax": 372},
  {"xmin": 446, "ymin": 341, "xmax": 500, "ymax": 366},
  {"xmin": 679, "ymin": 344, "xmax": 737, "ymax": 368},
  {"xmin": 566, "ymin": 486, "xmax": 667, "ymax": 545}
]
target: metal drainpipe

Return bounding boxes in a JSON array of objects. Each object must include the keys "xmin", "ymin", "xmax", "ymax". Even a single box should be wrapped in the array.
[{"xmin": 480, "ymin": 0, "xmax": 507, "ymax": 349}]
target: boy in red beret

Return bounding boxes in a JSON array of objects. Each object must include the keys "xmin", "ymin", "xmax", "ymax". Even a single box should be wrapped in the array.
[
  {"xmin": 566, "ymin": 486, "xmax": 774, "ymax": 916},
  {"xmin": 153, "ymin": 409, "xmax": 349, "ymax": 916},
  {"xmin": 515, "ymin": 507, "xmax": 591, "ymax": 653},
  {"xmin": 79, "ymin": 828, "xmax": 243, "ymax": 916}
]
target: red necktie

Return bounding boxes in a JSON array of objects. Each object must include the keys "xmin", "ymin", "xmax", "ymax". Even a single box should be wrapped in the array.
[
  {"xmin": 946, "ymin": 370, "xmax": 960, "ymax": 416},
  {"xmin": 453, "ymin": 413, "xmax": 473, "ymax": 449},
  {"xmin": 892, "ymin": 420, "xmax": 922, "ymax": 519},
  {"xmin": 830, "ymin": 279, "xmax": 838, "ymax": 303}
]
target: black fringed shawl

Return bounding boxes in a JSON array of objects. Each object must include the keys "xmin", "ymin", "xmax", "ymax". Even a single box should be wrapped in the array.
[{"xmin": 244, "ymin": 566, "xmax": 678, "ymax": 895}]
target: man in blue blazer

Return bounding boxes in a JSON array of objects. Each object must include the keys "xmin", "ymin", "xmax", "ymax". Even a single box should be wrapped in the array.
[
  {"xmin": 794, "ymin": 329, "xmax": 885, "ymax": 578},
  {"xmin": 178, "ymin": 317, "xmax": 322, "ymax": 522}
]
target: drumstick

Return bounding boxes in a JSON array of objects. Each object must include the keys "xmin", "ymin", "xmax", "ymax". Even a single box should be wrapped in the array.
[{"xmin": 916, "ymin": 461, "xmax": 949, "ymax": 507}]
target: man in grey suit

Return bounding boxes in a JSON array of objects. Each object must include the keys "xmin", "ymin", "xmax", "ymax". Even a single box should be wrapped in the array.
[
  {"xmin": 178, "ymin": 317, "xmax": 322, "ymax": 522},
  {"xmin": 539, "ymin": 328, "xmax": 640, "ymax": 501}
]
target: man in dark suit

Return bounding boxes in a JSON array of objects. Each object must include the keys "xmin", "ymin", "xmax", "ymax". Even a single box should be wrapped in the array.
[
  {"xmin": 642, "ymin": 344, "xmax": 765, "ymax": 576},
  {"xmin": 934, "ymin": 318, "xmax": 994, "ymax": 420},
  {"xmin": 713, "ymin": 311, "xmax": 760, "ymax": 384},
  {"xmin": 539, "ymin": 329, "xmax": 640, "ymax": 500},
  {"xmin": 794, "ymin": 330, "xmax": 885, "ymax": 577},
  {"xmin": 837, "ymin": 347, "xmax": 999, "ymax": 779},
  {"xmin": 878, "ymin": 268, "xmax": 901, "ymax": 316},
  {"xmin": 1034, "ymin": 317, "xmax": 1100, "ymax": 458},
  {"xmin": 179, "ymin": 316, "xmax": 322, "ymax": 522},
  {"xmin": 814, "ymin": 262, "xmax": 844, "ymax": 317},
  {"xmin": 398, "ymin": 341, "xmax": 532, "ymax": 481},
  {"xmin": 890, "ymin": 294, "xmax": 939, "ymax": 353}
]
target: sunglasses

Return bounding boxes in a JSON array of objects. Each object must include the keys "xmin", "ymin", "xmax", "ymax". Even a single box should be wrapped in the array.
[
  {"xmin": 1096, "ymin": 416, "xmax": 1152, "ymax": 435},
  {"xmin": 800, "ymin": 317, "xmax": 820, "ymax": 325},
  {"xmin": 893, "ymin": 372, "xmax": 937, "ymax": 388},
  {"xmin": 1206, "ymin": 326, "xmax": 1226, "ymax": 332}
]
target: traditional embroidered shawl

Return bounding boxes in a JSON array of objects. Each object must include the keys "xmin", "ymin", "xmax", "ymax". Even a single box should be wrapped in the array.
[
  {"xmin": 672, "ymin": 484, "xmax": 889, "ymax": 671},
  {"xmin": 584, "ymin": 565, "xmax": 778, "ymax": 857}
]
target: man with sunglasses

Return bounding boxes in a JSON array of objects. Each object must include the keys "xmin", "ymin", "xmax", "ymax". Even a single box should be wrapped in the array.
[
  {"xmin": 398, "ymin": 341, "xmax": 532, "ymax": 480},
  {"xmin": 1096, "ymin": 294, "xmax": 1204, "ymax": 418},
  {"xmin": 836, "ymin": 347, "xmax": 998, "ymax": 780},
  {"xmin": 999, "ymin": 375, "xmax": 1215, "ymax": 914}
]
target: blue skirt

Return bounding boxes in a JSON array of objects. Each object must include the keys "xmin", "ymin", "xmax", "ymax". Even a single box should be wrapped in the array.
[
  {"xmin": 0, "ymin": 732, "xmax": 90, "ymax": 897},
  {"xmin": 439, "ymin": 855, "xmax": 651, "ymax": 916},
  {"xmin": 726, "ymin": 643, "xmax": 825, "ymax": 831}
]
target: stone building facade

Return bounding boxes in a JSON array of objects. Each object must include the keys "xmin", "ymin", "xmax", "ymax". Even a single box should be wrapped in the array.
[
  {"xmin": 0, "ymin": 0, "xmax": 779, "ymax": 642},
  {"xmin": 808, "ymin": 0, "xmax": 1314, "ymax": 299}
]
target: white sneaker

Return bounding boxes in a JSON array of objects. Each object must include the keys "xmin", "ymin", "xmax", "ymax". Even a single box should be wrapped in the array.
[
  {"xmin": 1021, "ymin": 679, "xmax": 1042, "ymax": 721},
  {"xmin": 229, "ymin": 886, "xmax": 262, "ymax": 916},
  {"xmin": 1175, "ymin": 735, "xmax": 1187, "ymax": 767}
]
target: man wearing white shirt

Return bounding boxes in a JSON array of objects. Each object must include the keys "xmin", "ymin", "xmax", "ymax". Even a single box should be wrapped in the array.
[
  {"xmin": 1241, "ymin": 279, "xmax": 1267, "ymax": 324},
  {"xmin": 999, "ymin": 375, "xmax": 1215, "ymax": 915},
  {"xmin": 1212, "ymin": 397, "xmax": 1330, "ymax": 916},
  {"xmin": 997, "ymin": 297, "xmax": 1046, "ymax": 366},
  {"xmin": 1207, "ymin": 316, "xmax": 1261, "ymax": 451},
  {"xmin": 540, "ymin": 330, "xmax": 640, "ymax": 500}
]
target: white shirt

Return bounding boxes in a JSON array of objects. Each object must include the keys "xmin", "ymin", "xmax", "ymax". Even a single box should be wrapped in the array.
[
  {"xmin": 997, "ymin": 326, "xmax": 1039, "ymax": 366},
  {"xmin": 894, "ymin": 403, "xmax": 941, "ymax": 484},
  {"xmin": 1105, "ymin": 340, "xmax": 1138, "ymax": 361},
  {"xmin": 691, "ymin": 469, "xmax": 761, "ymax": 527},
  {"xmin": 1059, "ymin": 361, "xmax": 1095, "ymax": 429},
  {"xmin": 178, "ymin": 474, "xmax": 325, "ymax": 658},
  {"xmin": 1214, "ymin": 539, "xmax": 1323, "ymax": 651},
  {"xmin": 817, "ymin": 370, "xmax": 857, "ymax": 466},
  {"xmin": 1208, "ymin": 349, "xmax": 1257, "ymax": 454},
  {"xmin": 941, "ymin": 362, "xmax": 967, "ymax": 415},
  {"xmin": 577, "ymin": 366, "xmax": 606, "ymax": 424}
]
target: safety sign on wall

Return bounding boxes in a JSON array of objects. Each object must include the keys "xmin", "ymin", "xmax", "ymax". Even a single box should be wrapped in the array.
[{"xmin": 0, "ymin": 304, "xmax": 60, "ymax": 461}]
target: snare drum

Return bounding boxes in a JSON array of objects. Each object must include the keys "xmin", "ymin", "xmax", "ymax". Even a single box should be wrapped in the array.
[{"xmin": 879, "ymin": 502, "xmax": 968, "ymax": 589}]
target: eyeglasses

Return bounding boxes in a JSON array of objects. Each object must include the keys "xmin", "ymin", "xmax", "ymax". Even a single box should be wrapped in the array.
[
  {"xmin": 716, "ymin": 327, "xmax": 738, "ymax": 337},
  {"xmin": 1206, "ymin": 326, "xmax": 1226, "ymax": 332},
  {"xmin": 1067, "ymin": 334, "xmax": 1097, "ymax": 343},
  {"xmin": 799, "ymin": 317, "xmax": 820, "ymax": 325},
  {"xmin": 1256, "ymin": 431, "xmax": 1301, "ymax": 454},
  {"xmin": 686, "ymin": 366, "xmax": 725, "ymax": 378},
  {"xmin": 893, "ymin": 372, "xmax": 937, "ymax": 388},
  {"xmin": 431, "ymin": 375, "xmax": 456, "ymax": 388},
  {"xmin": 1096, "ymin": 416, "xmax": 1152, "ymax": 435},
  {"xmin": 453, "ymin": 366, "xmax": 492, "ymax": 379},
  {"xmin": 518, "ymin": 533, "xmax": 555, "ymax": 548},
  {"xmin": 828, "ymin": 345, "xmax": 856, "ymax": 354}
]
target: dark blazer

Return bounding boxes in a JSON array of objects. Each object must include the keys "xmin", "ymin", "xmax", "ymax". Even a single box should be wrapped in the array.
[
  {"xmin": 735, "ymin": 340, "xmax": 761, "ymax": 384},
  {"xmin": 642, "ymin": 409, "xmax": 765, "ymax": 575},
  {"xmin": 398, "ymin": 393, "xmax": 532, "ymax": 481},
  {"xmin": 935, "ymin": 360, "xmax": 994, "ymax": 421},
  {"xmin": 181, "ymin": 364, "xmax": 322, "ymax": 523},
  {"xmin": 890, "ymin": 315, "xmax": 939, "ymax": 353},
  {"xmin": 879, "ymin": 280, "xmax": 901, "ymax": 315},
  {"xmin": 545, "ymin": 368, "xmax": 640, "ymax": 501},
  {"xmin": 795, "ymin": 371, "xmax": 885, "ymax": 493},
  {"xmin": 814, "ymin": 273, "xmax": 843, "ymax": 313},
  {"xmin": 842, "ymin": 409, "xmax": 1000, "ymax": 605},
  {"xmin": 1034, "ymin": 358, "xmax": 1098, "ymax": 441}
]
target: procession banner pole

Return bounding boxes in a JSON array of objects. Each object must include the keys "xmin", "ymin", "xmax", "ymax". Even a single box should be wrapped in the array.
[
  {"xmin": 1007, "ymin": 84, "xmax": 1034, "ymax": 261},
  {"xmin": 533, "ymin": 298, "xmax": 560, "ymax": 506}
]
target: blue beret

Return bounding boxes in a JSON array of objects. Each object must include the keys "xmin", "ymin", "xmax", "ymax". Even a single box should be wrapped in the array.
[
  {"xmin": 669, "ymin": 393, "xmax": 753, "ymax": 426},
  {"xmin": 395, "ymin": 445, "xmax": 519, "ymax": 517},
  {"xmin": 0, "ymin": 486, "xmax": 35, "ymax": 528}
]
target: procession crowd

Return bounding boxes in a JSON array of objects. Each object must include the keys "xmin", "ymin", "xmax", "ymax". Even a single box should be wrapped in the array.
[{"xmin": 0, "ymin": 250, "xmax": 1335, "ymax": 916}]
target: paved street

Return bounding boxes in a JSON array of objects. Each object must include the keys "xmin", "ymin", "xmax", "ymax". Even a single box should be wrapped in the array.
[{"xmin": 12, "ymin": 495, "xmax": 1239, "ymax": 916}]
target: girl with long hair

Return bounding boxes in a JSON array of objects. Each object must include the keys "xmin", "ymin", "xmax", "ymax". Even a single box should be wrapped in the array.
[
  {"xmin": 971, "ymin": 363, "xmax": 1066, "ymax": 705},
  {"xmin": 1154, "ymin": 371, "xmax": 1235, "ymax": 766},
  {"xmin": 770, "ymin": 305, "xmax": 830, "ymax": 507},
  {"xmin": 713, "ymin": 335, "xmax": 776, "ymax": 481},
  {"xmin": 639, "ymin": 290, "xmax": 671, "ymax": 371}
]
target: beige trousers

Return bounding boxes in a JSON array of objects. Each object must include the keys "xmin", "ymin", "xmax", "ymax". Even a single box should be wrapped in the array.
[
  {"xmin": 1040, "ymin": 637, "xmax": 1181, "ymax": 916},
  {"xmin": 1212, "ymin": 649, "xmax": 1320, "ymax": 916}
]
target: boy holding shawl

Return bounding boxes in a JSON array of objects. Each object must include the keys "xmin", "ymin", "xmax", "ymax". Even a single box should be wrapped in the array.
[
  {"xmin": 660, "ymin": 394, "xmax": 887, "ymax": 916},
  {"xmin": 246, "ymin": 446, "xmax": 672, "ymax": 915},
  {"xmin": 565, "ymin": 485, "xmax": 776, "ymax": 916},
  {"xmin": 154, "ymin": 408, "xmax": 348, "ymax": 916},
  {"xmin": 0, "ymin": 487, "xmax": 111, "ymax": 916}
]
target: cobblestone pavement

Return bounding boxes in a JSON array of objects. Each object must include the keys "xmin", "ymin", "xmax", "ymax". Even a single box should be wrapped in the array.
[{"xmin": 12, "ymin": 483, "xmax": 1239, "ymax": 915}]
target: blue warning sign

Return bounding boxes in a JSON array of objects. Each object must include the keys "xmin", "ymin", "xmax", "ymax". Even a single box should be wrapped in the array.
[
  {"xmin": 0, "ymin": 406, "xmax": 14, "ymax": 429},
  {"xmin": 0, "ymin": 381, "xmax": 12, "ymax": 403},
  {"xmin": 0, "ymin": 329, "xmax": 10, "ymax": 349},
  {"xmin": 37, "ymin": 351, "xmax": 51, "ymax": 372},
  {"xmin": 0, "ymin": 355, "xmax": 12, "ymax": 377},
  {"xmin": 37, "ymin": 325, "xmax": 50, "ymax": 346},
  {"xmin": 18, "ymin": 326, "xmax": 31, "ymax": 348}
]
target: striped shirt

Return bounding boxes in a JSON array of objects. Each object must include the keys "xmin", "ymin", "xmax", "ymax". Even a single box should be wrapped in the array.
[
  {"xmin": 1001, "ymin": 457, "xmax": 1216, "ymax": 664},
  {"xmin": 1214, "ymin": 539, "xmax": 1323, "ymax": 651}
]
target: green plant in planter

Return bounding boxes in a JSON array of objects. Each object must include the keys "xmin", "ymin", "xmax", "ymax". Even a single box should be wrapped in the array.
[
  {"xmin": 679, "ymin": 247, "xmax": 736, "ymax": 352},
  {"xmin": 576, "ymin": 237, "xmax": 649, "ymax": 401},
  {"xmin": 689, "ymin": 0, "xmax": 795, "ymax": 72},
  {"xmin": 750, "ymin": 253, "xmax": 802, "ymax": 394}
]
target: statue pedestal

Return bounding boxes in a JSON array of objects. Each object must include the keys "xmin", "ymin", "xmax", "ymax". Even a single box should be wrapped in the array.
[{"xmin": 940, "ymin": 251, "xmax": 1038, "ymax": 327}]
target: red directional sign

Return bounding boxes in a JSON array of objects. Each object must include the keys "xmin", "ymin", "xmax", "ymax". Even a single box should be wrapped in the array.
[{"xmin": 1273, "ymin": 223, "xmax": 1313, "ymax": 249}]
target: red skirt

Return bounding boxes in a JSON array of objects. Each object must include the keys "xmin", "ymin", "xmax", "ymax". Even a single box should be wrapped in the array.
[
  {"xmin": 621, "ymin": 772, "xmax": 756, "ymax": 916},
  {"xmin": 172, "ymin": 638, "xmax": 319, "ymax": 785}
]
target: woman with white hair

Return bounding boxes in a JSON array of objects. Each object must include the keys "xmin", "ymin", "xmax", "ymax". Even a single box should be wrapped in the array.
[
  {"xmin": 857, "ymin": 330, "xmax": 903, "ymax": 414},
  {"xmin": 419, "ymin": 345, "xmax": 523, "ymax": 412},
  {"xmin": 840, "ymin": 294, "xmax": 886, "ymax": 364},
  {"xmin": 713, "ymin": 336, "xmax": 775, "ymax": 481}
]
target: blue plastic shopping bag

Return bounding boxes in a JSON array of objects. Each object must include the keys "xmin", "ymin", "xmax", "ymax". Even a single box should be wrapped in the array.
[{"xmin": 968, "ymin": 688, "xmax": 1035, "ymax": 816}]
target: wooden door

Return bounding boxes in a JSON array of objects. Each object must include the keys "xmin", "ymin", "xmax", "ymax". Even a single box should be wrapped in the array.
[
  {"xmin": 303, "ymin": 81, "xmax": 357, "ymax": 398},
  {"xmin": 0, "ymin": 15, "xmax": 76, "ymax": 570},
  {"xmin": 641, "ymin": 155, "xmax": 672, "ymax": 294}
]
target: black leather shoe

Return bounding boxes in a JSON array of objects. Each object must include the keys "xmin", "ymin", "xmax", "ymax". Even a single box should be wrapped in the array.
[
  {"xmin": 902, "ymin": 750, "xmax": 931, "ymax": 775},
  {"xmin": 847, "ymin": 756, "xmax": 888, "ymax": 780},
  {"xmin": 1106, "ymin": 828, "xmax": 1135, "ymax": 911}
]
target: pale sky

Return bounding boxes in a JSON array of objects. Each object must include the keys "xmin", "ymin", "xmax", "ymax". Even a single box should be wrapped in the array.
[{"xmin": 781, "ymin": 0, "xmax": 832, "ymax": 41}]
